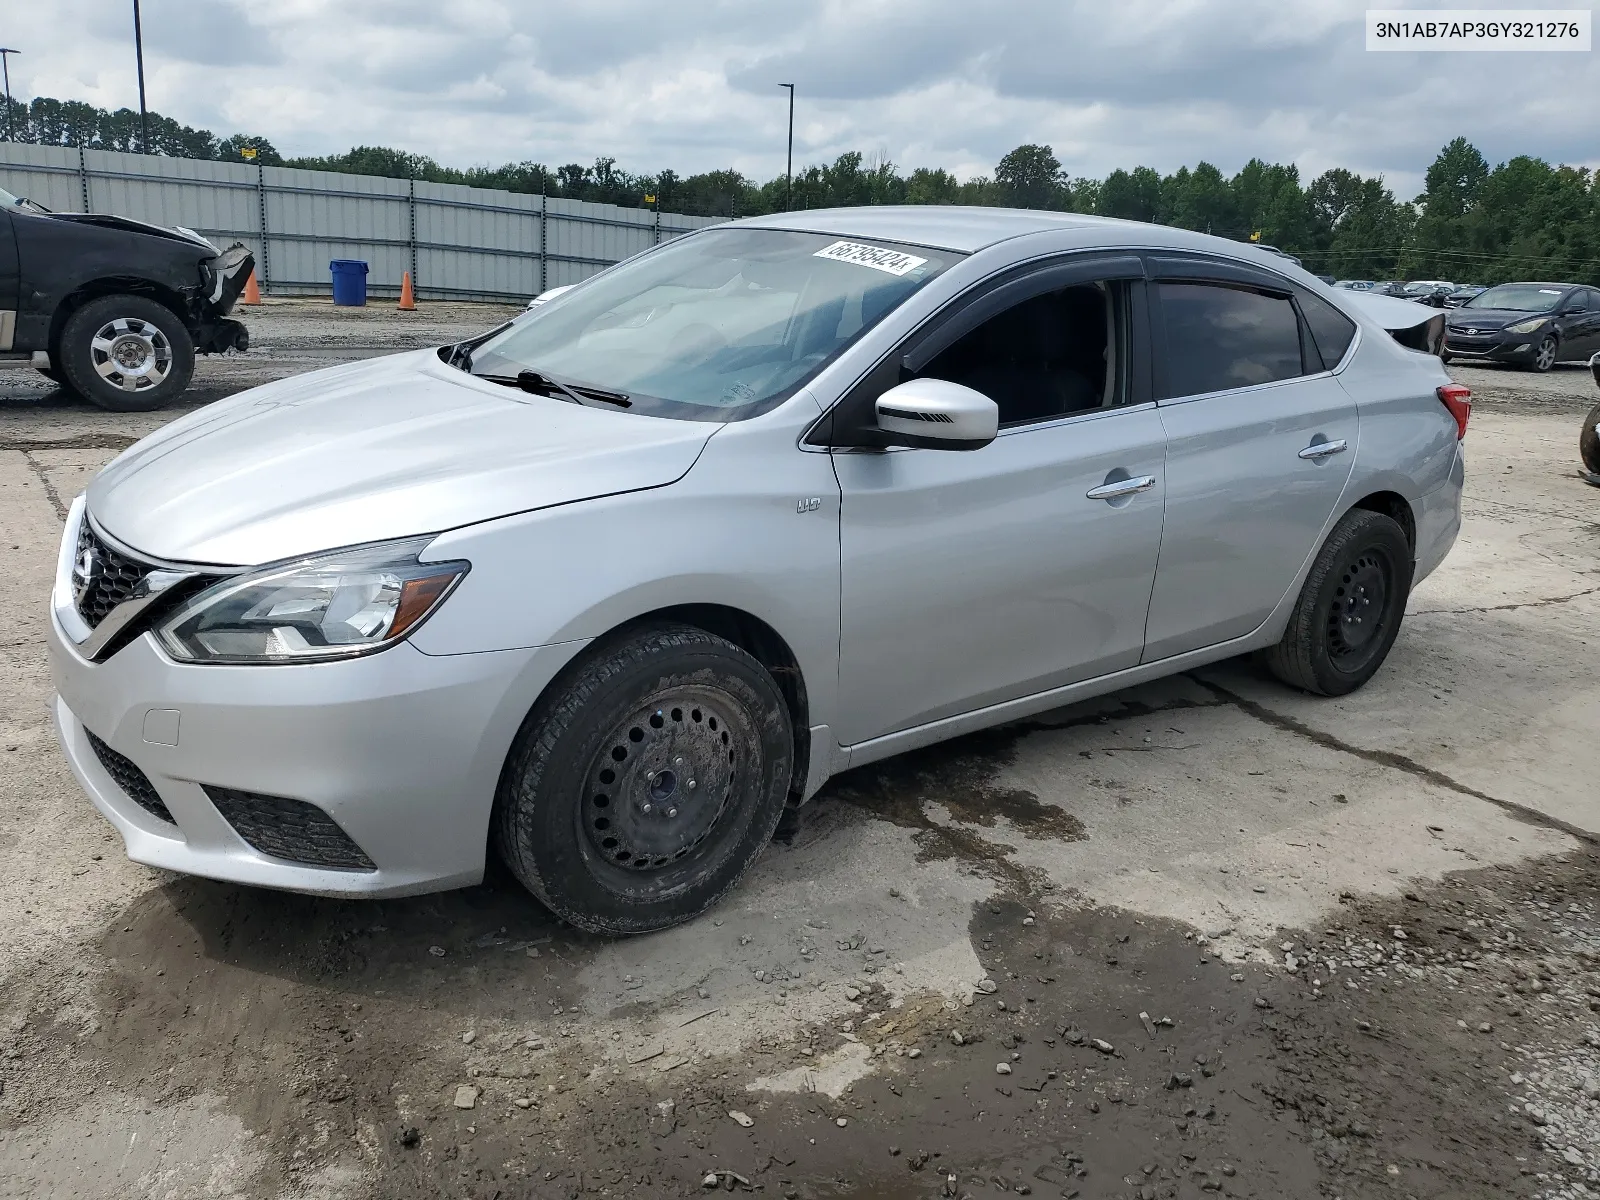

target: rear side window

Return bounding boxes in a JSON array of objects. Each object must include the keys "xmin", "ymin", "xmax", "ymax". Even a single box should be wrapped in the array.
[
  {"xmin": 1297, "ymin": 289, "xmax": 1358, "ymax": 368},
  {"xmin": 1157, "ymin": 282, "xmax": 1304, "ymax": 398}
]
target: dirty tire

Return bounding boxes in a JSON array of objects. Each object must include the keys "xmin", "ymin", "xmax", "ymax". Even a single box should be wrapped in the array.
[
  {"xmin": 58, "ymin": 294, "xmax": 195, "ymax": 412},
  {"xmin": 1581, "ymin": 400, "xmax": 1600, "ymax": 478},
  {"xmin": 1262, "ymin": 508, "xmax": 1414, "ymax": 697},
  {"xmin": 494, "ymin": 623, "xmax": 793, "ymax": 935}
]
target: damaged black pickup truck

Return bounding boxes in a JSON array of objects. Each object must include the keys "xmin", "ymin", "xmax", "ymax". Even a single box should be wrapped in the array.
[{"xmin": 0, "ymin": 184, "xmax": 253, "ymax": 411}]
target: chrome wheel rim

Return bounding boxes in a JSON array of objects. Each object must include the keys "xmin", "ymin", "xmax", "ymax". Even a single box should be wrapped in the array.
[
  {"xmin": 91, "ymin": 317, "xmax": 172, "ymax": 393},
  {"xmin": 581, "ymin": 684, "xmax": 755, "ymax": 872},
  {"xmin": 1536, "ymin": 338, "xmax": 1557, "ymax": 371}
]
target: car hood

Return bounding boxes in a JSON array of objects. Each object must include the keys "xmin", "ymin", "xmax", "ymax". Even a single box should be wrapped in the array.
[
  {"xmin": 1447, "ymin": 308, "xmax": 1546, "ymax": 329},
  {"xmin": 87, "ymin": 350, "xmax": 719, "ymax": 565},
  {"xmin": 42, "ymin": 211, "xmax": 220, "ymax": 252}
]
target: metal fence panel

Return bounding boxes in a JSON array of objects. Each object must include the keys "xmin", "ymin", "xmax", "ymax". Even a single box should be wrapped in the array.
[{"xmin": 0, "ymin": 141, "xmax": 721, "ymax": 304}]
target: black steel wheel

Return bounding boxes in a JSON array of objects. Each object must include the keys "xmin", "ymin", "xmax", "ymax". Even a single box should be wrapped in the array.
[
  {"xmin": 494, "ymin": 623, "xmax": 793, "ymax": 935},
  {"xmin": 1262, "ymin": 508, "xmax": 1413, "ymax": 696},
  {"xmin": 58, "ymin": 294, "xmax": 195, "ymax": 412}
]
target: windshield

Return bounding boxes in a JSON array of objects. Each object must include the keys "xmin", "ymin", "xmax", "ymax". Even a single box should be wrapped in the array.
[
  {"xmin": 468, "ymin": 227, "xmax": 959, "ymax": 421},
  {"xmin": 1465, "ymin": 284, "xmax": 1568, "ymax": 312}
]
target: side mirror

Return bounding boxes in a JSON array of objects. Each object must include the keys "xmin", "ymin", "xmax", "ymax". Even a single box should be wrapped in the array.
[{"xmin": 873, "ymin": 378, "xmax": 999, "ymax": 451}]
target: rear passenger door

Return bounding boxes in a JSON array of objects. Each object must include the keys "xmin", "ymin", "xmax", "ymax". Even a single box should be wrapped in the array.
[{"xmin": 1142, "ymin": 259, "xmax": 1359, "ymax": 661}]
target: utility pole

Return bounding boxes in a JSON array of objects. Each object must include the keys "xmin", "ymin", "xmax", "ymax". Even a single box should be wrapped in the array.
[
  {"xmin": 779, "ymin": 83, "xmax": 794, "ymax": 211},
  {"xmin": 132, "ymin": 0, "xmax": 149, "ymax": 152},
  {"xmin": 0, "ymin": 49, "xmax": 18, "ymax": 144}
]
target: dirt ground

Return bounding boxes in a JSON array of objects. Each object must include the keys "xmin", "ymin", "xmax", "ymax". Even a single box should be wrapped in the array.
[{"xmin": 0, "ymin": 300, "xmax": 1596, "ymax": 1199}]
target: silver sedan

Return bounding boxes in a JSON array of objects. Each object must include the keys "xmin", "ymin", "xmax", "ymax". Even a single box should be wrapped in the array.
[{"xmin": 47, "ymin": 208, "xmax": 1467, "ymax": 934}]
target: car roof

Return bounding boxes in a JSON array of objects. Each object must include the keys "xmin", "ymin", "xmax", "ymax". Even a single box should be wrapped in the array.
[
  {"xmin": 1486, "ymin": 281, "xmax": 1580, "ymax": 289},
  {"xmin": 723, "ymin": 204, "xmax": 1301, "ymax": 261}
]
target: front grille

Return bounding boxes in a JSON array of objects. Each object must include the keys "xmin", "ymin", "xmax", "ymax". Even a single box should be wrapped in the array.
[
  {"xmin": 204, "ymin": 787, "xmax": 376, "ymax": 871},
  {"xmin": 74, "ymin": 522, "xmax": 153, "ymax": 629},
  {"xmin": 85, "ymin": 730, "xmax": 176, "ymax": 824}
]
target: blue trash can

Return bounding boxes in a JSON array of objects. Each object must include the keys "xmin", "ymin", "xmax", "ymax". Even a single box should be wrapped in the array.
[{"xmin": 330, "ymin": 259, "xmax": 369, "ymax": 306}]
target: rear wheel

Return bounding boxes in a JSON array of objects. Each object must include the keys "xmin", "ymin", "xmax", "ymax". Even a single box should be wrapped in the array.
[
  {"xmin": 58, "ymin": 294, "xmax": 195, "ymax": 412},
  {"xmin": 1262, "ymin": 509, "xmax": 1413, "ymax": 696},
  {"xmin": 494, "ymin": 624, "xmax": 793, "ymax": 935}
]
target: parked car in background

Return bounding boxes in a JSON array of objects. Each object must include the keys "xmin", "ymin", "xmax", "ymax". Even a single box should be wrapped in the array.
[
  {"xmin": 1582, "ymin": 351, "xmax": 1600, "ymax": 485},
  {"xmin": 1444, "ymin": 282, "xmax": 1600, "ymax": 371},
  {"xmin": 526, "ymin": 284, "xmax": 575, "ymax": 310},
  {"xmin": 1443, "ymin": 286, "xmax": 1486, "ymax": 308},
  {"xmin": 1253, "ymin": 243, "xmax": 1303, "ymax": 267},
  {"xmin": 0, "ymin": 184, "xmax": 253, "ymax": 411},
  {"xmin": 1334, "ymin": 280, "xmax": 1378, "ymax": 290},
  {"xmin": 47, "ymin": 208, "xmax": 1467, "ymax": 934}
]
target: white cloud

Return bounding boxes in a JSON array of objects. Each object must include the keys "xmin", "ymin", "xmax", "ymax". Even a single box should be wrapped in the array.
[{"xmin": 5, "ymin": 0, "xmax": 1597, "ymax": 198}]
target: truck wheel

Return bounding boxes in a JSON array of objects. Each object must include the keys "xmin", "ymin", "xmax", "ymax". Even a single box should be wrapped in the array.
[
  {"xmin": 494, "ymin": 623, "xmax": 793, "ymax": 935},
  {"xmin": 58, "ymin": 295, "xmax": 195, "ymax": 412},
  {"xmin": 1262, "ymin": 508, "xmax": 1414, "ymax": 697}
]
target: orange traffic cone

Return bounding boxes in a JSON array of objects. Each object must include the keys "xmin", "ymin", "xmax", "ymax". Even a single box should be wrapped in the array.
[
  {"xmin": 398, "ymin": 271, "xmax": 417, "ymax": 311},
  {"xmin": 241, "ymin": 269, "xmax": 261, "ymax": 305}
]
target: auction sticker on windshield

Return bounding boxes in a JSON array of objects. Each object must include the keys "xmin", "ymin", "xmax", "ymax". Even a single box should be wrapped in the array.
[{"xmin": 813, "ymin": 240, "xmax": 929, "ymax": 276}]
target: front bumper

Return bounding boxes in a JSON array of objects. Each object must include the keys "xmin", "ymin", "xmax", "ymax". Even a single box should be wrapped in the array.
[
  {"xmin": 48, "ymin": 604, "xmax": 583, "ymax": 898},
  {"xmin": 1443, "ymin": 330, "xmax": 1536, "ymax": 360}
]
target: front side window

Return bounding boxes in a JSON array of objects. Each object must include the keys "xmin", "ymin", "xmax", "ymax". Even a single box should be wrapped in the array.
[
  {"xmin": 919, "ymin": 282, "xmax": 1129, "ymax": 426},
  {"xmin": 467, "ymin": 228, "xmax": 959, "ymax": 422},
  {"xmin": 1158, "ymin": 282, "xmax": 1305, "ymax": 398}
]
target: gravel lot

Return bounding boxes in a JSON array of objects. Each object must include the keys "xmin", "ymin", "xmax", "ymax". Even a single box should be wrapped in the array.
[{"xmin": 0, "ymin": 300, "xmax": 1596, "ymax": 1199}]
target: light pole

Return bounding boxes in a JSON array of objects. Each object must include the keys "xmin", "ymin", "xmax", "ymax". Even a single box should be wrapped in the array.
[
  {"xmin": 779, "ymin": 83, "xmax": 794, "ymax": 211},
  {"xmin": 0, "ymin": 49, "xmax": 18, "ymax": 144},
  {"xmin": 132, "ymin": 0, "xmax": 149, "ymax": 152}
]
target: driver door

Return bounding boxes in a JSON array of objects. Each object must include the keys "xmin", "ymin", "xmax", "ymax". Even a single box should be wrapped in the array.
[{"xmin": 828, "ymin": 257, "xmax": 1169, "ymax": 748}]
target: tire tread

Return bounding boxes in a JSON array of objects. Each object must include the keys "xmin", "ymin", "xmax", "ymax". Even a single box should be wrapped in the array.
[
  {"xmin": 493, "ymin": 623, "xmax": 791, "ymax": 935},
  {"xmin": 1263, "ymin": 508, "xmax": 1411, "ymax": 696}
]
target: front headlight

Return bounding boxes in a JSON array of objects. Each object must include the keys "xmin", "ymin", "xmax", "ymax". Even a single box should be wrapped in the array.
[
  {"xmin": 157, "ymin": 537, "xmax": 468, "ymax": 664},
  {"xmin": 1506, "ymin": 317, "xmax": 1547, "ymax": 334}
]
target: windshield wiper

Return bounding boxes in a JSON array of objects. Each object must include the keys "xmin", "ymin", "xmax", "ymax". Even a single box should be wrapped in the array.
[{"xmin": 481, "ymin": 369, "xmax": 631, "ymax": 408}]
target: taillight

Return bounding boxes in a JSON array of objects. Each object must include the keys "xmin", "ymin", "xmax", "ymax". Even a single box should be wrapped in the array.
[{"xmin": 1437, "ymin": 384, "xmax": 1471, "ymax": 440}]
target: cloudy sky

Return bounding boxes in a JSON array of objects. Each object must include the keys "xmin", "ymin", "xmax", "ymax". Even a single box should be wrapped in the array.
[{"xmin": 6, "ymin": 0, "xmax": 1597, "ymax": 198}]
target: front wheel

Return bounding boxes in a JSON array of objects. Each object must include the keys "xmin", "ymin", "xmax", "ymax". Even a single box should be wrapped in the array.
[
  {"xmin": 1529, "ymin": 334, "xmax": 1558, "ymax": 373},
  {"xmin": 1262, "ymin": 509, "xmax": 1414, "ymax": 697},
  {"xmin": 57, "ymin": 294, "xmax": 195, "ymax": 412},
  {"xmin": 494, "ymin": 624, "xmax": 794, "ymax": 935}
]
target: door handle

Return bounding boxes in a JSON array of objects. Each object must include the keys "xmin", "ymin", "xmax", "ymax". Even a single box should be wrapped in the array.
[
  {"xmin": 1298, "ymin": 439, "xmax": 1348, "ymax": 460},
  {"xmin": 1086, "ymin": 475, "xmax": 1156, "ymax": 500}
]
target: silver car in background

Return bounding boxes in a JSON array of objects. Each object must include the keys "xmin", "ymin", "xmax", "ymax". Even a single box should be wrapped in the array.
[{"xmin": 47, "ymin": 208, "xmax": 1468, "ymax": 934}]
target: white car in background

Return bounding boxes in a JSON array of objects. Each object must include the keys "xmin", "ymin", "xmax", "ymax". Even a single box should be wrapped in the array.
[{"xmin": 527, "ymin": 284, "xmax": 574, "ymax": 310}]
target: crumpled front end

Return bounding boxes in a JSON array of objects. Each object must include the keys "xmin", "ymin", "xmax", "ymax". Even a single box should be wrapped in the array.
[{"xmin": 192, "ymin": 243, "xmax": 254, "ymax": 354}]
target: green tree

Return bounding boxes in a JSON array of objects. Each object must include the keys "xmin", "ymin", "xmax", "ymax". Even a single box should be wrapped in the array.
[
  {"xmin": 1097, "ymin": 166, "xmax": 1162, "ymax": 222},
  {"xmin": 995, "ymin": 143, "xmax": 1063, "ymax": 209}
]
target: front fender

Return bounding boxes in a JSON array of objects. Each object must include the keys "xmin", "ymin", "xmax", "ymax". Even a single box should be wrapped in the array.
[{"xmin": 410, "ymin": 418, "xmax": 843, "ymax": 738}]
